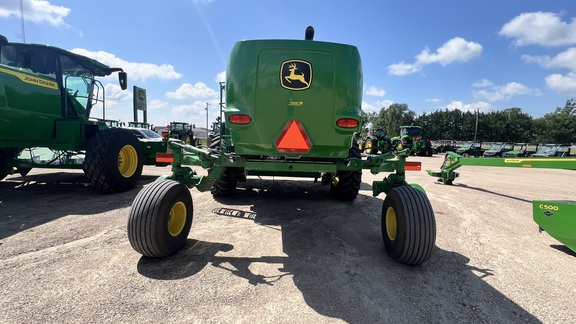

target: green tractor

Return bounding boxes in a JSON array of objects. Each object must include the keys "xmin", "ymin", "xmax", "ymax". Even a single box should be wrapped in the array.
[
  {"xmin": 0, "ymin": 35, "xmax": 145, "ymax": 193},
  {"xmin": 363, "ymin": 128, "xmax": 392, "ymax": 154},
  {"xmin": 391, "ymin": 126, "xmax": 433, "ymax": 156},
  {"xmin": 127, "ymin": 27, "xmax": 437, "ymax": 266},
  {"xmin": 167, "ymin": 121, "xmax": 199, "ymax": 146}
]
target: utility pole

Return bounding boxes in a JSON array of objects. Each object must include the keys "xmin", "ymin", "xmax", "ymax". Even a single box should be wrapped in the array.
[
  {"xmin": 205, "ymin": 102, "xmax": 210, "ymax": 131},
  {"xmin": 474, "ymin": 108, "xmax": 479, "ymax": 142},
  {"xmin": 18, "ymin": 0, "xmax": 26, "ymax": 42}
]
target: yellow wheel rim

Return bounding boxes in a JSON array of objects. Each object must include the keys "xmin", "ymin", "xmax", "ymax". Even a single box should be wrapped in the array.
[
  {"xmin": 185, "ymin": 136, "xmax": 191, "ymax": 144},
  {"xmin": 117, "ymin": 145, "xmax": 138, "ymax": 178},
  {"xmin": 385, "ymin": 207, "xmax": 397, "ymax": 241},
  {"xmin": 332, "ymin": 174, "xmax": 340, "ymax": 187},
  {"xmin": 168, "ymin": 201, "xmax": 187, "ymax": 237}
]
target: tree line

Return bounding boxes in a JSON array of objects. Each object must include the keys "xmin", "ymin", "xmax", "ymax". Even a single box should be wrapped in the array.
[{"xmin": 361, "ymin": 99, "xmax": 576, "ymax": 144}]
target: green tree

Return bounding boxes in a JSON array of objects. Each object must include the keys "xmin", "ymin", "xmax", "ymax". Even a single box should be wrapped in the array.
[{"xmin": 377, "ymin": 103, "xmax": 415, "ymax": 137}]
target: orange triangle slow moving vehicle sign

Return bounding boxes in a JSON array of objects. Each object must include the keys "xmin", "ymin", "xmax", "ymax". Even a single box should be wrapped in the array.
[{"xmin": 275, "ymin": 120, "xmax": 311, "ymax": 153}]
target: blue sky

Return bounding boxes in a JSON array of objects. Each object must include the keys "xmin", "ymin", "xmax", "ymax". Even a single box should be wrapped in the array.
[{"xmin": 2, "ymin": 0, "xmax": 576, "ymax": 129}]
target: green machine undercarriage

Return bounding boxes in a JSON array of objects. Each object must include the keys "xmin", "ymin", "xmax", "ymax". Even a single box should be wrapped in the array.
[{"xmin": 428, "ymin": 151, "xmax": 576, "ymax": 252}]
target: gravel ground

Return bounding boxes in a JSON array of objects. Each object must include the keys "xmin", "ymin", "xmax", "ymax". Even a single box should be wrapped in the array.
[{"xmin": 1, "ymin": 155, "xmax": 575, "ymax": 323}]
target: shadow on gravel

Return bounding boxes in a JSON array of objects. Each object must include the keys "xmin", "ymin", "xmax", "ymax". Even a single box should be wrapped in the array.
[
  {"xmin": 0, "ymin": 172, "xmax": 158, "ymax": 240},
  {"xmin": 138, "ymin": 177, "xmax": 539, "ymax": 323},
  {"xmin": 550, "ymin": 244, "xmax": 576, "ymax": 257},
  {"xmin": 441, "ymin": 182, "xmax": 533, "ymax": 203},
  {"xmin": 137, "ymin": 240, "xmax": 291, "ymax": 284}
]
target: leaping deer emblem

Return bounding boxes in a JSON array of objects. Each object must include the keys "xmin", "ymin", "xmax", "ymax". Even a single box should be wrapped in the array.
[{"xmin": 285, "ymin": 63, "xmax": 309, "ymax": 86}]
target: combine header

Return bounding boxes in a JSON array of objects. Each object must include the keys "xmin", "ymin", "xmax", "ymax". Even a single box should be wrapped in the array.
[
  {"xmin": 428, "ymin": 152, "xmax": 576, "ymax": 252},
  {"xmin": 127, "ymin": 27, "xmax": 437, "ymax": 266}
]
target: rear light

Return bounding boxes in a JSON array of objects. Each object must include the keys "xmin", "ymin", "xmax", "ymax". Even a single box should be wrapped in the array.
[
  {"xmin": 413, "ymin": 137, "xmax": 420, "ymax": 141},
  {"xmin": 156, "ymin": 153, "xmax": 174, "ymax": 163},
  {"xmin": 161, "ymin": 130, "xmax": 170, "ymax": 138},
  {"xmin": 336, "ymin": 118, "xmax": 358, "ymax": 128},
  {"xmin": 405, "ymin": 161, "xmax": 421, "ymax": 171},
  {"xmin": 229, "ymin": 114, "xmax": 252, "ymax": 124}
]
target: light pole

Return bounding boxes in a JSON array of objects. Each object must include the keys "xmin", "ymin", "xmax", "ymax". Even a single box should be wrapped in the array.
[
  {"xmin": 205, "ymin": 102, "xmax": 209, "ymax": 131},
  {"xmin": 474, "ymin": 108, "xmax": 479, "ymax": 142}
]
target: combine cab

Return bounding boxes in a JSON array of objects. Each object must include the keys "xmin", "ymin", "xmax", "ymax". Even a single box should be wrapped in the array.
[
  {"xmin": 127, "ymin": 27, "xmax": 437, "ymax": 266},
  {"xmin": 0, "ymin": 35, "xmax": 144, "ymax": 193}
]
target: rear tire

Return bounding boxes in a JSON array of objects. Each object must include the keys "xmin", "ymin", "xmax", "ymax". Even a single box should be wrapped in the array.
[
  {"xmin": 0, "ymin": 154, "xmax": 7, "ymax": 181},
  {"xmin": 211, "ymin": 168, "xmax": 238, "ymax": 196},
  {"xmin": 84, "ymin": 128, "xmax": 144, "ymax": 193},
  {"xmin": 381, "ymin": 186, "xmax": 436, "ymax": 265},
  {"xmin": 330, "ymin": 140, "xmax": 362, "ymax": 201},
  {"xmin": 128, "ymin": 180, "xmax": 193, "ymax": 257},
  {"xmin": 209, "ymin": 135, "xmax": 221, "ymax": 151}
]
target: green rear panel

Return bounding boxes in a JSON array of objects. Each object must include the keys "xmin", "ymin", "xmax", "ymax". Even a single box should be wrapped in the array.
[
  {"xmin": 225, "ymin": 39, "xmax": 362, "ymax": 158},
  {"xmin": 533, "ymin": 200, "xmax": 576, "ymax": 252}
]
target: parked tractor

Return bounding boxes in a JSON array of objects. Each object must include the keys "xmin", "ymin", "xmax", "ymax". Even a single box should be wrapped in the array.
[
  {"xmin": 391, "ymin": 126, "xmax": 433, "ymax": 156},
  {"xmin": 127, "ymin": 27, "xmax": 437, "ymax": 266},
  {"xmin": 0, "ymin": 35, "xmax": 144, "ymax": 193},
  {"xmin": 363, "ymin": 128, "xmax": 392, "ymax": 154},
  {"xmin": 168, "ymin": 121, "xmax": 198, "ymax": 146}
]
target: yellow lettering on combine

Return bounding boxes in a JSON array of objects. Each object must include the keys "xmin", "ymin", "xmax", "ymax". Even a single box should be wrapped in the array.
[
  {"xmin": 288, "ymin": 101, "xmax": 303, "ymax": 107},
  {"xmin": 0, "ymin": 67, "xmax": 58, "ymax": 90},
  {"xmin": 539, "ymin": 204, "xmax": 559, "ymax": 211}
]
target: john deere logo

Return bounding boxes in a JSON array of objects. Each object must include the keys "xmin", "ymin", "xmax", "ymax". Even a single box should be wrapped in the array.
[{"xmin": 280, "ymin": 60, "xmax": 312, "ymax": 90}]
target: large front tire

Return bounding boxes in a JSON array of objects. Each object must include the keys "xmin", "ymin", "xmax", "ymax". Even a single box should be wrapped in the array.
[
  {"xmin": 381, "ymin": 186, "xmax": 436, "ymax": 265},
  {"xmin": 84, "ymin": 128, "xmax": 144, "ymax": 193},
  {"xmin": 128, "ymin": 180, "xmax": 193, "ymax": 257}
]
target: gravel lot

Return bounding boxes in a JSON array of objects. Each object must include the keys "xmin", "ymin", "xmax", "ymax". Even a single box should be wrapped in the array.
[{"xmin": 1, "ymin": 155, "xmax": 575, "ymax": 323}]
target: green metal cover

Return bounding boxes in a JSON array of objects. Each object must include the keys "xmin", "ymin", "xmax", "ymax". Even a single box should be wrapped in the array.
[
  {"xmin": 225, "ymin": 39, "xmax": 362, "ymax": 158},
  {"xmin": 533, "ymin": 200, "xmax": 576, "ymax": 253}
]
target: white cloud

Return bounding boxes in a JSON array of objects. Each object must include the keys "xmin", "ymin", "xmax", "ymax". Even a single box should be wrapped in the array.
[
  {"xmin": 500, "ymin": 12, "xmax": 576, "ymax": 47},
  {"xmin": 388, "ymin": 62, "xmax": 421, "ymax": 76},
  {"xmin": 425, "ymin": 98, "xmax": 443, "ymax": 103},
  {"xmin": 215, "ymin": 71, "xmax": 226, "ymax": 83},
  {"xmin": 71, "ymin": 49, "xmax": 182, "ymax": 82},
  {"xmin": 166, "ymin": 82, "xmax": 218, "ymax": 99},
  {"xmin": 445, "ymin": 100, "xmax": 494, "ymax": 113},
  {"xmin": 0, "ymin": 0, "xmax": 70, "ymax": 26},
  {"xmin": 376, "ymin": 100, "xmax": 394, "ymax": 108},
  {"xmin": 149, "ymin": 99, "xmax": 168, "ymax": 110},
  {"xmin": 522, "ymin": 47, "xmax": 576, "ymax": 71},
  {"xmin": 361, "ymin": 101, "xmax": 379, "ymax": 113},
  {"xmin": 472, "ymin": 79, "xmax": 494, "ymax": 88},
  {"xmin": 473, "ymin": 82, "xmax": 532, "ymax": 102},
  {"xmin": 388, "ymin": 37, "xmax": 482, "ymax": 75},
  {"xmin": 545, "ymin": 72, "xmax": 576, "ymax": 95},
  {"xmin": 365, "ymin": 85, "xmax": 385, "ymax": 97}
]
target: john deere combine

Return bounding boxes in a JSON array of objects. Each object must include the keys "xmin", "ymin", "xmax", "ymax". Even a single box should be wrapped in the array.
[
  {"xmin": 127, "ymin": 27, "xmax": 437, "ymax": 266},
  {"xmin": 428, "ymin": 152, "xmax": 576, "ymax": 252},
  {"xmin": 0, "ymin": 35, "xmax": 143, "ymax": 193}
]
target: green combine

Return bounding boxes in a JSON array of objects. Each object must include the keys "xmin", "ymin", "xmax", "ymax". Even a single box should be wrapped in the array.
[
  {"xmin": 0, "ymin": 35, "xmax": 146, "ymax": 193},
  {"xmin": 127, "ymin": 27, "xmax": 437, "ymax": 266}
]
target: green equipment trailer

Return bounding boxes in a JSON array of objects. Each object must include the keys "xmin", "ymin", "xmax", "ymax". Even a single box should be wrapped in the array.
[
  {"xmin": 127, "ymin": 27, "xmax": 437, "ymax": 266},
  {"xmin": 0, "ymin": 35, "xmax": 147, "ymax": 193},
  {"xmin": 428, "ymin": 152, "xmax": 576, "ymax": 252}
]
